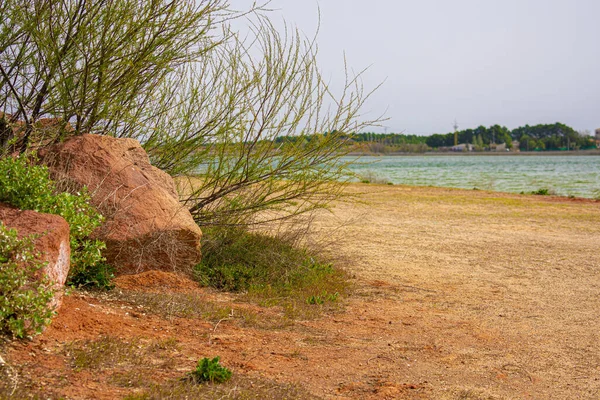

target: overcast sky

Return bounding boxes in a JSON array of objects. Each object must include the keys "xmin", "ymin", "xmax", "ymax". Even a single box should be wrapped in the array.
[{"xmin": 230, "ymin": 0, "xmax": 600, "ymax": 135}]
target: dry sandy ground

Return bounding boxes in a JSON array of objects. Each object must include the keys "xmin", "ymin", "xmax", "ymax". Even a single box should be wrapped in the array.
[
  {"xmin": 312, "ymin": 184, "xmax": 600, "ymax": 399},
  {"xmin": 2, "ymin": 184, "xmax": 600, "ymax": 399}
]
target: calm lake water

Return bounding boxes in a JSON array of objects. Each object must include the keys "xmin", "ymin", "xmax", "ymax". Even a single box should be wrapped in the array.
[{"xmin": 347, "ymin": 155, "xmax": 600, "ymax": 198}]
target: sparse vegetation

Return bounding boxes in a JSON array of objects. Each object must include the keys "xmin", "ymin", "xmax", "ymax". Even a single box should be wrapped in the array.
[
  {"xmin": 122, "ymin": 375, "xmax": 317, "ymax": 400},
  {"xmin": 530, "ymin": 188, "xmax": 551, "ymax": 196},
  {"xmin": 114, "ymin": 290, "xmax": 232, "ymax": 323},
  {"xmin": 67, "ymin": 336, "xmax": 146, "ymax": 371},
  {"xmin": 60, "ymin": 335, "xmax": 314, "ymax": 399},
  {"xmin": 0, "ymin": 223, "xmax": 54, "ymax": 339},
  {"xmin": 111, "ymin": 288, "xmax": 296, "ymax": 330},
  {"xmin": 356, "ymin": 170, "xmax": 392, "ymax": 185},
  {"xmin": 196, "ymin": 227, "xmax": 351, "ymax": 319}
]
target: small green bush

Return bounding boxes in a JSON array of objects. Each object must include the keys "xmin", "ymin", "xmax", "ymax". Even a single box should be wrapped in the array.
[
  {"xmin": 530, "ymin": 188, "xmax": 550, "ymax": 196},
  {"xmin": 196, "ymin": 228, "xmax": 338, "ymax": 292},
  {"xmin": 196, "ymin": 227, "xmax": 351, "ymax": 318},
  {"xmin": 0, "ymin": 155, "xmax": 112, "ymax": 288},
  {"xmin": 0, "ymin": 223, "xmax": 54, "ymax": 338},
  {"xmin": 186, "ymin": 357, "xmax": 232, "ymax": 384}
]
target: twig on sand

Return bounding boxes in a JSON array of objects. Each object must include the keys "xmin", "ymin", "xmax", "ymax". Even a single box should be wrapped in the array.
[
  {"xmin": 208, "ymin": 309, "xmax": 235, "ymax": 345},
  {"xmin": 0, "ymin": 354, "xmax": 19, "ymax": 395},
  {"xmin": 213, "ymin": 309, "xmax": 235, "ymax": 333},
  {"xmin": 501, "ymin": 363, "xmax": 534, "ymax": 383}
]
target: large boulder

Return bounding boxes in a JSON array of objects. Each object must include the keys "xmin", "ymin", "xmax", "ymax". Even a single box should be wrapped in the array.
[
  {"xmin": 40, "ymin": 134, "xmax": 202, "ymax": 274},
  {"xmin": 0, "ymin": 203, "xmax": 71, "ymax": 310}
]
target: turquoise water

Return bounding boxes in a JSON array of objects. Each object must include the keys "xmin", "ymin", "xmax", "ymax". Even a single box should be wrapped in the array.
[{"xmin": 347, "ymin": 155, "xmax": 600, "ymax": 198}]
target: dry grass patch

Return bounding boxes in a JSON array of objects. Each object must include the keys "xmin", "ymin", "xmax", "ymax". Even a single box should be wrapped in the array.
[{"xmin": 123, "ymin": 375, "xmax": 319, "ymax": 400}]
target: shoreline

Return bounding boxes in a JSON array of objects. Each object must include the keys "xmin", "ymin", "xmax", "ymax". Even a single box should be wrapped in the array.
[
  {"xmin": 347, "ymin": 149, "xmax": 600, "ymax": 156},
  {"xmin": 349, "ymin": 181, "xmax": 600, "ymax": 203}
]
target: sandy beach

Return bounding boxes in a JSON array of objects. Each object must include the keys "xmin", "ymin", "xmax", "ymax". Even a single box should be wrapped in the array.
[
  {"xmin": 309, "ymin": 183, "xmax": 600, "ymax": 398},
  {"xmin": 3, "ymin": 183, "xmax": 600, "ymax": 399}
]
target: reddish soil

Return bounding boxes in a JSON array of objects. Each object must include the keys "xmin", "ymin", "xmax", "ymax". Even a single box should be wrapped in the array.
[
  {"xmin": 2, "ymin": 184, "xmax": 600, "ymax": 399},
  {"xmin": 113, "ymin": 270, "xmax": 200, "ymax": 292}
]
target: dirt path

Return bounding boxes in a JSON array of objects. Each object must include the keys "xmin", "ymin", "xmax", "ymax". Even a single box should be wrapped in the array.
[{"xmin": 2, "ymin": 184, "xmax": 600, "ymax": 399}]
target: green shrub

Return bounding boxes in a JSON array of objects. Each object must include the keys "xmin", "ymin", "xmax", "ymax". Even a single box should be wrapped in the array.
[
  {"xmin": 530, "ymin": 188, "xmax": 550, "ymax": 196},
  {"xmin": 186, "ymin": 357, "xmax": 232, "ymax": 384},
  {"xmin": 0, "ymin": 155, "xmax": 112, "ymax": 288},
  {"xmin": 196, "ymin": 227, "xmax": 351, "ymax": 318},
  {"xmin": 0, "ymin": 223, "xmax": 54, "ymax": 338}
]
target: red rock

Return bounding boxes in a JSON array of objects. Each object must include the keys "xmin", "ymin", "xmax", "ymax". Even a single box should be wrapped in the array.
[
  {"xmin": 0, "ymin": 203, "xmax": 71, "ymax": 310},
  {"xmin": 40, "ymin": 134, "xmax": 202, "ymax": 274}
]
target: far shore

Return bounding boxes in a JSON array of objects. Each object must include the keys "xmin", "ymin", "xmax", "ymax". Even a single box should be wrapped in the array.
[{"xmin": 347, "ymin": 149, "xmax": 600, "ymax": 156}]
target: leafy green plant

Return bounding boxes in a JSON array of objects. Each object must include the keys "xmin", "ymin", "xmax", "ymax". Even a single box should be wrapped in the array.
[
  {"xmin": 0, "ymin": 155, "xmax": 111, "ymax": 288},
  {"xmin": 68, "ymin": 261, "xmax": 114, "ymax": 290},
  {"xmin": 186, "ymin": 357, "xmax": 232, "ymax": 384},
  {"xmin": 0, "ymin": 223, "xmax": 54, "ymax": 338}
]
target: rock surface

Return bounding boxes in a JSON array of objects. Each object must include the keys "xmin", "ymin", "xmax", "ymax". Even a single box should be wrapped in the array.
[
  {"xmin": 40, "ymin": 134, "xmax": 202, "ymax": 274},
  {"xmin": 0, "ymin": 203, "xmax": 71, "ymax": 310}
]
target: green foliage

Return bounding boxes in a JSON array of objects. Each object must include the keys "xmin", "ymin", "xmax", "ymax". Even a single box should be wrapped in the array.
[
  {"xmin": 1, "ymin": 0, "xmax": 380, "ymax": 228},
  {"xmin": 186, "ymin": 357, "xmax": 232, "ymax": 384},
  {"xmin": 352, "ymin": 132, "xmax": 428, "ymax": 145},
  {"xmin": 197, "ymin": 228, "xmax": 339, "ymax": 292},
  {"xmin": 512, "ymin": 123, "xmax": 593, "ymax": 151},
  {"xmin": 425, "ymin": 124, "xmax": 512, "ymax": 149},
  {"xmin": 306, "ymin": 291, "xmax": 339, "ymax": 305},
  {"xmin": 420, "ymin": 122, "xmax": 595, "ymax": 151},
  {"xmin": 0, "ymin": 223, "xmax": 54, "ymax": 339},
  {"xmin": 346, "ymin": 132, "xmax": 430, "ymax": 153},
  {"xmin": 196, "ymin": 227, "xmax": 351, "ymax": 317},
  {"xmin": 0, "ymin": 155, "xmax": 110, "ymax": 288},
  {"xmin": 68, "ymin": 261, "xmax": 114, "ymax": 290},
  {"xmin": 531, "ymin": 188, "xmax": 550, "ymax": 196}
]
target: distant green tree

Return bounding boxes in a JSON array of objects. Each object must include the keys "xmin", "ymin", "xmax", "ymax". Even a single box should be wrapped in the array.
[
  {"xmin": 425, "ymin": 133, "xmax": 451, "ymax": 148},
  {"xmin": 511, "ymin": 123, "xmax": 591, "ymax": 151},
  {"xmin": 476, "ymin": 134, "xmax": 484, "ymax": 149}
]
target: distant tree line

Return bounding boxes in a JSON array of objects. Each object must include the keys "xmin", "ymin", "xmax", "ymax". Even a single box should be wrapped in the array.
[
  {"xmin": 425, "ymin": 125, "xmax": 513, "ymax": 149},
  {"xmin": 425, "ymin": 123, "xmax": 595, "ymax": 151},
  {"xmin": 272, "ymin": 123, "xmax": 597, "ymax": 154},
  {"xmin": 352, "ymin": 132, "xmax": 428, "ymax": 145}
]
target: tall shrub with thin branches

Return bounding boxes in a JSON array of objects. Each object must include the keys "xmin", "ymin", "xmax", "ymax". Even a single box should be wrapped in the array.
[{"xmin": 0, "ymin": 0, "xmax": 381, "ymax": 226}]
